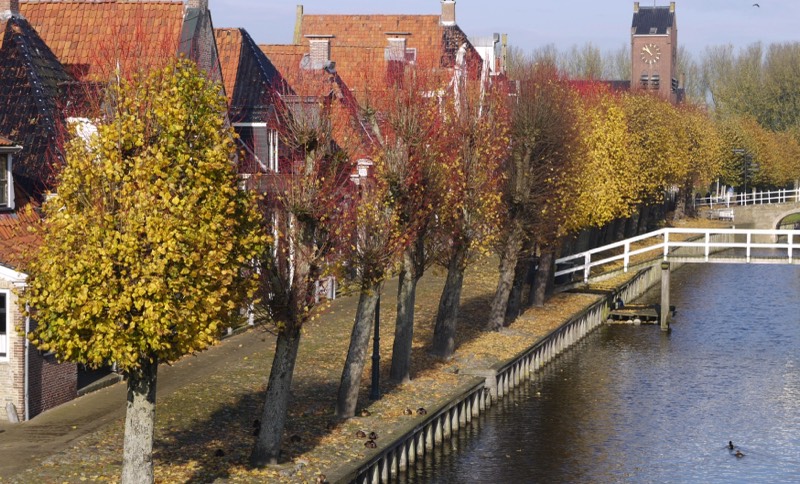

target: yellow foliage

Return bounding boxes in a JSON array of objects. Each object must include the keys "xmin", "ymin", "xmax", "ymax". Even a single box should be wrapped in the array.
[{"xmin": 22, "ymin": 59, "xmax": 266, "ymax": 373}]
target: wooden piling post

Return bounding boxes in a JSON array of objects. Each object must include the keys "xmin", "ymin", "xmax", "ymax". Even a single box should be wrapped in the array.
[{"xmin": 660, "ymin": 261, "xmax": 671, "ymax": 331}]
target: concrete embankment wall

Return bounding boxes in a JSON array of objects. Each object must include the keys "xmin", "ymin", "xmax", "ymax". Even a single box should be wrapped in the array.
[{"xmin": 333, "ymin": 233, "xmax": 732, "ymax": 483}]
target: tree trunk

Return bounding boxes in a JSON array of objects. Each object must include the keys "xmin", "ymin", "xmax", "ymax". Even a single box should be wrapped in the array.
[
  {"xmin": 389, "ymin": 243, "xmax": 420, "ymax": 383},
  {"xmin": 431, "ymin": 245, "xmax": 467, "ymax": 359},
  {"xmin": 637, "ymin": 204, "xmax": 650, "ymax": 234},
  {"xmin": 532, "ymin": 249, "xmax": 555, "ymax": 307},
  {"xmin": 336, "ymin": 283, "xmax": 381, "ymax": 419},
  {"xmin": 613, "ymin": 218, "xmax": 626, "ymax": 241},
  {"xmin": 505, "ymin": 256, "xmax": 529, "ymax": 323},
  {"xmin": 121, "ymin": 357, "xmax": 158, "ymax": 484},
  {"xmin": 486, "ymin": 225, "xmax": 524, "ymax": 331},
  {"xmin": 623, "ymin": 216, "xmax": 636, "ymax": 239},
  {"xmin": 250, "ymin": 324, "xmax": 302, "ymax": 467}
]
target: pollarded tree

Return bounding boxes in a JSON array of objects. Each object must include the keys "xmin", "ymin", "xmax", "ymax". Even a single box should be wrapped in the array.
[
  {"xmin": 431, "ymin": 79, "xmax": 510, "ymax": 358},
  {"xmin": 486, "ymin": 61, "xmax": 582, "ymax": 331},
  {"xmin": 249, "ymin": 75, "xmax": 359, "ymax": 466},
  {"xmin": 23, "ymin": 59, "xmax": 265, "ymax": 484}
]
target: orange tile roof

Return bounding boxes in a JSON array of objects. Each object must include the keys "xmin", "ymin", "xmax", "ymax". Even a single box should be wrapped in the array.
[
  {"xmin": 0, "ymin": 135, "xmax": 15, "ymax": 147},
  {"xmin": 0, "ymin": 188, "xmax": 42, "ymax": 270},
  {"xmin": 259, "ymin": 44, "xmax": 373, "ymax": 161},
  {"xmin": 0, "ymin": 19, "xmax": 6, "ymax": 49},
  {"xmin": 299, "ymin": 14, "xmax": 447, "ymax": 95},
  {"xmin": 214, "ymin": 27, "xmax": 243, "ymax": 104},
  {"xmin": 20, "ymin": 0, "xmax": 185, "ymax": 80}
]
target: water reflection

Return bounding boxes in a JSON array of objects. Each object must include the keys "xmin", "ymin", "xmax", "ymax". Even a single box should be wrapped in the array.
[{"xmin": 409, "ymin": 264, "xmax": 800, "ymax": 483}]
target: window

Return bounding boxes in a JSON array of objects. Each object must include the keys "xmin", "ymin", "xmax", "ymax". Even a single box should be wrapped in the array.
[
  {"xmin": 0, "ymin": 153, "xmax": 12, "ymax": 209},
  {"xmin": 233, "ymin": 123, "xmax": 280, "ymax": 173},
  {"xmin": 0, "ymin": 291, "xmax": 8, "ymax": 360}
]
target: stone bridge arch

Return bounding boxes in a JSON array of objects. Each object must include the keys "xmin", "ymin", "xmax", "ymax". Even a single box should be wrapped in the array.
[{"xmin": 732, "ymin": 201, "xmax": 800, "ymax": 229}]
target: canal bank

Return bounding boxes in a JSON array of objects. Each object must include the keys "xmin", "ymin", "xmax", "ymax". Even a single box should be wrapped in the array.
[
  {"xmin": 330, "ymin": 232, "xmax": 736, "ymax": 483},
  {"xmin": 1, "ymin": 229, "xmax": 733, "ymax": 483}
]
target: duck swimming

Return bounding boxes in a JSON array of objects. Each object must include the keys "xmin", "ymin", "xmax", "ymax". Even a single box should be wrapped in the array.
[
  {"xmin": 728, "ymin": 441, "xmax": 735, "ymax": 450},
  {"xmin": 735, "ymin": 450, "xmax": 745, "ymax": 458}
]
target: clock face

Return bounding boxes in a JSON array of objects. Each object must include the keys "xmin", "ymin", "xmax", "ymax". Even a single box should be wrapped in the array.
[{"xmin": 640, "ymin": 43, "xmax": 661, "ymax": 65}]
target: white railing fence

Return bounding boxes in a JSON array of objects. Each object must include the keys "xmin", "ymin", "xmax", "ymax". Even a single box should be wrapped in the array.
[
  {"xmin": 556, "ymin": 228, "xmax": 800, "ymax": 282},
  {"xmin": 694, "ymin": 187, "xmax": 800, "ymax": 208}
]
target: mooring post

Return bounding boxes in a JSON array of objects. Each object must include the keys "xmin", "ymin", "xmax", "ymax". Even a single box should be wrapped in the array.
[{"xmin": 660, "ymin": 261, "xmax": 671, "ymax": 331}]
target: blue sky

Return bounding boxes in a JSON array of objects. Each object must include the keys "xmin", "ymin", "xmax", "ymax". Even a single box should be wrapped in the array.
[{"xmin": 210, "ymin": 0, "xmax": 800, "ymax": 58}]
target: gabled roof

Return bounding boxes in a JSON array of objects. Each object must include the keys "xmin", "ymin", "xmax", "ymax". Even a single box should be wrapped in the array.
[
  {"xmin": 297, "ymin": 13, "xmax": 481, "ymax": 97},
  {"xmin": 0, "ymin": 15, "xmax": 72, "ymax": 191},
  {"xmin": 260, "ymin": 43, "xmax": 374, "ymax": 160},
  {"xmin": 215, "ymin": 27, "xmax": 289, "ymax": 123},
  {"xmin": 20, "ymin": 0, "xmax": 224, "ymax": 85},
  {"xmin": 632, "ymin": 6, "xmax": 675, "ymax": 36}
]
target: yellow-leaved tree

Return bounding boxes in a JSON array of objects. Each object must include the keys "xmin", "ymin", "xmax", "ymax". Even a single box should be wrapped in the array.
[{"xmin": 22, "ymin": 59, "xmax": 265, "ymax": 484}]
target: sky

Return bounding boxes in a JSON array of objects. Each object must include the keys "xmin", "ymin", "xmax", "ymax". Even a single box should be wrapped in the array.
[{"xmin": 210, "ymin": 0, "xmax": 800, "ymax": 59}]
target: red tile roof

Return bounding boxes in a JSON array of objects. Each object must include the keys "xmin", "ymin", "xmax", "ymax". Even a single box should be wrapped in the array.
[
  {"xmin": 20, "ymin": 0, "xmax": 185, "ymax": 80},
  {"xmin": 0, "ymin": 186, "xmax": 42, "ymax": 270},
  {"xmin": 214, "ymin": 27, "xmax": 243, "ymax": 105},
  {"xmin": 299, "ymin": 14, "xmax": 444, "ymax": 96}
]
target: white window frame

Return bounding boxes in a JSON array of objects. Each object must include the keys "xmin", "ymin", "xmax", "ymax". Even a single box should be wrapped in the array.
[
  {"xmin": 0, "ymin": 290, "xmax": 9, "ymax": 361},
  {"xmin": 232, "ymin": 122, "xmax": 279, "ymax": 173},
  {"xmin": 0, "ymin": 153, "xmax": 14, "ymax": 210}
]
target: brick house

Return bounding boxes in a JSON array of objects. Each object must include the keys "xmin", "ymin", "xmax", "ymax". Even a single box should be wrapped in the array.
[
  {"xmin": 0, "ymin": 0, "xmax": 227, "ymax": 421},
  {"xmin": 287, "ymin": 1, "xmax": 485, "ymax": 102},
  {"xmin": 0, "ymin": 1, "xmax": 78, "ymax": 422}
]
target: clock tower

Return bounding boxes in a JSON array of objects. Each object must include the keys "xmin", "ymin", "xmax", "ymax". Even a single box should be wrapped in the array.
[{"xmin": 631, "ymin": 2, "xmax": 678, "ymax": 103}]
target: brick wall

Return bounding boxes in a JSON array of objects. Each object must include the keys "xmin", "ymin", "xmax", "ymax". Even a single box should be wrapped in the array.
[
  {"xmin": 27, "ymin": 350, "xmax": 77, "ymax": 419},
  {"xmin": 0, "ymin": 286, "xmax": 77, "ymax": 422}
]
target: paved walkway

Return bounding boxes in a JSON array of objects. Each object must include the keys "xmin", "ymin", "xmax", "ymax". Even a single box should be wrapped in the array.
[{"xmin": 0, "ymin": 329, "xmax": 274, "ymax": 479}]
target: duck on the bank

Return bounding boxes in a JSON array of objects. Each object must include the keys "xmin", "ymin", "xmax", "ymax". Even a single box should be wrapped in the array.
[
  {"xmin": 364, "ymin": 439, "xmax": 377, "ymax": 448},
  {"xmin": 369, "ymin": 431, "xmax": 378, "ymax": 440},
  {"xmin": 403, "ymin": 408, "xmax": 413, "ymax": 415},
  {"xmin": 360, "ymin": 409, "xmax": 371, "ymax": 417},
  {"xmin": 356, "ymin": 430, "xmax": 367, "ymax": 438},
  {"xmin": 417, "ymin": 407, "xmax": 427, "ymax": 415}
]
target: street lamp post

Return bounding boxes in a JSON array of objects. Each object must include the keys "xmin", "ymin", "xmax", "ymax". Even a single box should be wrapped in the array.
[
  {"xmin": 369, "ymin": 294, "xmax": 381, "ymax": 400},
  {"xmin": 732, "ymin": 148, "xmax": 749, "ymax": 205},
  {"xmin": 350, "ymin": 159, "xmax": 381, "ymax": 401}
]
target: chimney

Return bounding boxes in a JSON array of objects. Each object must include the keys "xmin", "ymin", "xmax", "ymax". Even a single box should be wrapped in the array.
[
  {"xmin": 1, "ymin": 0, "xmax": 20, "ymax": 17},
  {"xmin": 670, "ymin": 2, "xmax": 675, "ymax": 13},
  {"xmin": 633, "ymin": 2, "xmax": 639, "ymax": 13},
  {"xmin": 187, "ymin": 0, "xmax": 208, "ymax": 11},
  {"xmin": 293, "ymin": 5, "xmax": 303, "ymax": 45},
  {"xmin": 306, "ymin": 35, "xmax": 333, "ymax": 69},
  {"xmin": 501, "ymin": 33, "xmax": 508, "ymax": 74},
  {"xmin": 386, "ymin": 37, "xmax": 406, "ymax": 61},
  {"xmin": 441, "ymin": 0, "xmax": 456, "ymax": 26}
]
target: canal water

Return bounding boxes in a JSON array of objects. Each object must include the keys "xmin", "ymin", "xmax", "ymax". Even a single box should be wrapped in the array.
[{"xmin": 407, "ymin": 263, "xmax": 800, "ymax": 483}]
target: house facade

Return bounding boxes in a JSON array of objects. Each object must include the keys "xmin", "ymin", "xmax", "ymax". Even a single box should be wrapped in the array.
[{"xmin": 0, "ymin": 0, "xmax": 227, "ymax": 421}]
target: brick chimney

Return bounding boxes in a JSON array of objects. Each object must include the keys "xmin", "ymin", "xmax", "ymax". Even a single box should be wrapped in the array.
[
  {"xmin": 187, "ymin": 0, "xmax": 208, "ymax": 10},
  {"xmin": 306, "ymin": 35, "xmax": 333, "ymax": 69},
  {"xmin": 293, "ymin": 5, "xmax": 303, "ymax": 45},
  {"xmin": 386, "ymin": 37, "xmax": 407, "ymax": 61},
  {"xmin": 441, "ymin": 0, "xmax": 456, "ymax": 26},
  {"xmin": 634, "ymin": 2, "xmax": 639, "ymax": 13},
  {"xmin": 1, "ymin": 0, "xmax": 20, "ymax": 18}
]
